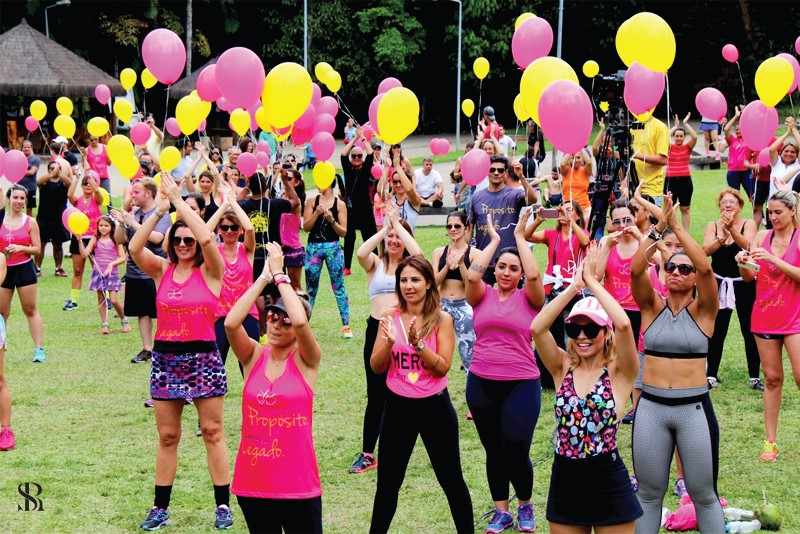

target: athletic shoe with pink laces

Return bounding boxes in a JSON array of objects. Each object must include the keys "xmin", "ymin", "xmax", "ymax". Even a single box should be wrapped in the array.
[{"xmin": 0, "ymin": 427, "xmax": 16, "ymax": 451}]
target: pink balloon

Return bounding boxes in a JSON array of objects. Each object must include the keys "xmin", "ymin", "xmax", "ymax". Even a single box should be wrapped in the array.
[
  {"xmin": 215, "ymin": 47, "xmax": 266, "ymax": 110},
  {"xmin": 295, "ymin": 104, "xmax": 317, "ymax": 130},
  {"xmin": 377, "ymin": 77, "xmax": 402, "ymax": 94},
  {"xmin": 461, "ymin": 148, "xmax": 491, "ymax": 186},
  {"xmin": 695, "ymin": 88, "xmax": 728, "ymax": 122},
  {"xmin": 256, "ymin": 151, "xmax": 270, "ymax": 168},
  {"xmin": 758, "ymin": 147, "xmax": 771, "ymax": 168},
  {"xmin": 216, "ymin": 97, "xmax": 232, "ymax": 113},
  {"xmin": 624, "ymin": 62, "xmax": 665, "ymax": 114},
  {"xmin": 436, "ymin": 138, "xmax": 451, "ymax": 155},
  {"xmin": 368, "ymin": 95, "xmax": 383, "ymax": 136},
  {"xmin": 795, "ymin": 35, "xmax": 800, "ymax": 56},
  {"xmin": 257, "ymin": 140, "xmax": 271, "ymax": 154},
  {"xmin": 198, "ymin": 119, "xmax": 207, "ymax": 133},
  {"xmin": 196, "ymin": 64, "xmax": 221, "ymax": 102},
  {"xmin": 292, "ymin": 126, "xmax": 313, "ymax": 146},
  {"xmin": 354, "ymin": 139, "xmax": 365, "ymax": 151},
  {"xmin": 130, "ymin": 122, "xmax": 152, "ymax": 145},
  {"xmin": 62, "ymin": 207, "xmax": 79, "ymax": 232},
  {"xmin": 362, "ymin": 124, "xmax": 374, "ymax": 141},
  {"xmin": 0, "ymin": 149, "xmax": 4, "ymax": 179},
  {"xmin": 3, "ymin": 150, "xmax": 28, "ymax": 184},
  {"xmin": 740, "ymin": 100, "xmax": 779, "ymax": 151},
  {"xmin": 313, "ymin": 113, "xmax": 336, "ymax": 135},
  {"xmin": 429, "ymin": 138, "xmax": 441, "ymax": 156},
  {"xmin": 165, "ymin": 117, "xmax": 181, "ymax": 137},
  {"xmin": 311, "ymin": 83, "xmax": 322, "ymax": 107},
  {"xmin": 238, "ymin": 152, "xmax": 257, "ymax": 177},
  {"xmin": 94, "ymin": 84, "xmax": 111, "ymax": 105},
  {"xmin": 317, "ymin": 96, "xmax": 339, "ymax": 118},
  {"xmin": 371, "ymin": 165, "xmax": 383, "ymax": 179},
  {"xmin": 24, "ymin": 116, "xmax": 39, "ymax": 133},
  {"xmin": 538, "ymin": 80, "xmax": 594, "ymax": 155},
  {"xmin": 141, "ymin": 28, "xmax": 186, "ymax": 85},
  {"xmin": 776, "ymin": 53, "xmax": 800, "ymax": 94},
  {"xmin": 312, "ymin": 132, "xmax": 336, "ymax": 160},
  {"xmin": 721, "ymin": 44, "xmax": 739, "ymax": 63},
  {"xmin": 512, "ymin": 17, "xmax": 554, "ymax": 69}
]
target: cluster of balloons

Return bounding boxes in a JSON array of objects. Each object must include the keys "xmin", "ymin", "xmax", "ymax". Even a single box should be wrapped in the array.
[
  {"xmin": 429, "ymin": 138, "xmax": 451, "ymax": 156},
  {"xmin": 313, "ymin": 62, "xmax": 342, "ymax": 94},
  {"xmin": 62, "ymin": 207, "xmax": 90, "ymax": 235},
  {"xmin": 366, "ymin": 77, "xmax": 420, "ymax": 146},
  {"xmin": 106, "ymin": 134, "xmax": 140, "ymax": 178}
]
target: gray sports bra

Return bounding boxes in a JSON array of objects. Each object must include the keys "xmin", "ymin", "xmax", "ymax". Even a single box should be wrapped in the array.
[
  {"xmin": 368, "ymin": 259, "xmax": 396, "ymax": 300},
  {"xmin": 642, "ymin": 302, "xmax": 709, "ymax": 359}
]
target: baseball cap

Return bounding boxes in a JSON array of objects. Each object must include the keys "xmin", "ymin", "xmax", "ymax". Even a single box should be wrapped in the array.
[
  {"xmin": 565, "ymin": 297, "xmax": 612, "ymax": 328},
  {"xmin": 370, "ymin": 141, "xmax": 380, "ymax": 149},
  {"xmin": 264, "ymin": 294, "xmax": 313, "ymax": 321},
  {"xmin": 54, "ymin": 136, "xmax": 69, "ymax": 144},
  {"xmin": 483, "ymin": 106, "xmax": 496, "ymax": 120}
]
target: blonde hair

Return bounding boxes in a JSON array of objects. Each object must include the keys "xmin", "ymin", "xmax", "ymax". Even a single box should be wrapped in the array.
[
  {"xmin": 566, "ymin": 327, "xmax": 617, "ymax": 369},
  {"xmin": 769, "ymin": 190, "xmax": 800, "ymax": 226},
  {"xmin": 717, "ymin": 187, "xmax": 744, "ymax": 208}
]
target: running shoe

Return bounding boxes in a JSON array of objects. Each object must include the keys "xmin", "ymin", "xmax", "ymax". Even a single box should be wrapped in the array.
[
  {"xmin": 144, "ymin": 399, "xmax": 154, "ymax": 408},
  {"xmin": 63, "ymin": 300, "xmax": 78, "ymax": 311},
  {"xmin": 101, "ymin": 324, "xmax": 110, "ymax": 335},
  {"xmin": 342, "ymin": 326, "xmax": 353, "ymax": 339},
  {"xmin": 485, "ymin": 509, "xmax": 514, "ymax": 533},
  {"xmin": 32, "ymin": 347, "xmax": 46, "ymax": 363},
  {"xmin": 622, "ymin": 407, "xmax": 635, "ymax": 424},
  {"xmin": 0, "ymin": 427, "xmax": 15, "ymax": 451},
  {"xmin": 630, "ymin": 475, "xmax": 639, "ymax": 492},
  {"xmin": 121, "ymin": 320, "xmax": 132, "ymax": 333},
  {"xmin": 196, "ymin": 420, "xmax": 202, "ymax": 437},
  {"xmin": 516, "ymin": 503, "xmax": 536, "ymax": 532},
  {"xmin": 140, "ymin": 507, "xmax": 170, "ymax": 530},
  {"xmin": 760, "ymin": 440, "xmax": 779, "ymax": 462},
  {"xmin": 674, "ymin": 477, "xmax": 687, "ymax": 498},
  {"xmin": 344, "ymin": 268, "xmax": 352, "ymax": 276},
  {"xmin": 35, "ymin": 267, "xmax": 42, "ymax": 277},
  {"xmin": 214, "ymin": 504, "xmax": 234, "ymax": 530},
  {"xmin": 466, "ymin": 411, "xmax": 473, "ymax": 421},
  {"xmin": 55, "ymin": 267, "xmax": 68, "ymax": 277},
  {"xmin": 707, "ymin": 376, "xmax": 718, "ymax": 389},
  {"xmin": 131, "ymin": 350, "xmax": 152, "ymax": 363},
  {"xmin": 750, "ymin": 378, "xmax": 765, "ymax": 391},
  {"xmin": 349, "ymin": 452, "xmax": 377, "ymax": 473}
]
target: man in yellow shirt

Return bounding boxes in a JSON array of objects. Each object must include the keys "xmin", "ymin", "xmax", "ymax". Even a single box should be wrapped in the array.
[{"xmin": 630, "ymin": 116, "xmax": 670, "ymax": 205}]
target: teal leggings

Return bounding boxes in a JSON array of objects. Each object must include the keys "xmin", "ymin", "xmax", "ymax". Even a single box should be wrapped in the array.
[{"xmin": 305, "ymin": 242, "xmax": 349, "ymax": 325}]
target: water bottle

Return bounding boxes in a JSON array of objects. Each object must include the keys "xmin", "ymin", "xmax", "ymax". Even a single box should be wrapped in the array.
[
  {"xmin": 726, "ymin": 519, "xmax": 761, "ymax": 533},
  {"xmin": 724, "ymin": 508, "xmax": 755, "ymax": 521},
  {"xmin": 660, "ymin": 507, "xmax": 670, "ymax": 527}
]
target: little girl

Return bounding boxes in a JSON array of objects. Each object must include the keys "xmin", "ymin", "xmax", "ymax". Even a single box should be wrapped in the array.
[{"xmin": 78, "ymin": 216, "xmax": 130, "ymax": 334}]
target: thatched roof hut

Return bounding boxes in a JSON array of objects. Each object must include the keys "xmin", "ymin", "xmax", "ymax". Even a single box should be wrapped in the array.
[
  {"xmin": 169, "ymin": 57, "xmax": 217, "ymax": 98},
  {"xmin": 0, "ymin": 19, "xmax": 125, "ymax": 98}
]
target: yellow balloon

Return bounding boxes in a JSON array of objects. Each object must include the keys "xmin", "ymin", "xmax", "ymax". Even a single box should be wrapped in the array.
[
  {"xmin": 230, "ymin": 108, "xmax": 251, "ymax": 136},
  {"xmin": 271, "ymin": 124, "xmax": 294, "ymax": 142},
  {"xmin": 515, "ymin": 13, "xmax": 536, "ymax": 30},
  {"xmin": 615, "ymin": 12, "xmax": 675, "ymax": 73},
  {"xmin": 255, "ymin": 107, "xmax": 270, "ymax": 131},
  {"xmin": 118, "ymin": 155, "xmax": 140, "ymax": 180},
  {"xmin": 170, "ymin": 212, "xmax": 178, "ymax": 224},
  {"xmin": 325, "ymin": 71, "xmax": 342, "ymax": 93},
  {"xmin": 473, "ymin": 57, "xmax": 490, "ymax": 81},
  {"xmin": 107, "ymin": 135, "xmax": 134, "ymax": 164},
  {"xmin": 520, "ymin": 56, "xmax": 579, "ymax": 125},
  {"xmin": 98, "ymin": 188, "xmax": 110, "ymax": 207},
  {"xmin": 114, "ymin": 99, "xmax": 133, "ymax": 123},
  {"xmin": 312, "ymin": 161, "xmax": 335, "ymax": 189},
  {"xmin": 67, "ymin": 211, "xmax": 90, "ymax": 235},
  {"xmin": 30, "ymin": 100, "xmax": 47, "ymax": 121},
  {"xmin": 755, "ymin": 56, "xmax": 794, "ymax": 108},
  {"xmin": 160, "ymin": 146, "xmax": 181, "ymax": 173},
  {"xmin": 87, "ymin": 117, "xmax": 110, "ymax": 138},
  {"xmin": 582, "ymin": 60, "xmax": 600, "ymax": 78},
  {"xmin": 176, "ymin": 94, "xmax": 206, "ymax": 135},
  {"xmin": 120, "ymin": 68, "xmax": 137, "ymax": 91},
  {"xmin": 56, "ymin": 97, "xmax": 73, "ymax": 116},
  {"xmin": 634, "ymin": 109, "xmax": 654, "ymax": 122},
  {"xmin": 314, "ymin": 62, "xmax": 333, "ymax": 82},
  {"xmin": 513, "ymin": 94, "xmax": 529, "ymax": 122},
  {"xmin": 262, "ymin": 62, "xmax": 312, "ymax": 129},
  {"xmin": 377, "ymin": 87, "xmax": 420, "ymax": 145},
  {"xmin": 461, "ymin": 98, "xmax": 475, "ymax": 118},
  {"xmin": 54, "ymin": 115, "xmax": 76, "ymax": 139},
  {"xmin": 141, "ymin": 68, "xmax": 157, "ymax": 90},
  {"xmin": 599, "ymin": 101, "xmax": 610, "ymax": 113}
]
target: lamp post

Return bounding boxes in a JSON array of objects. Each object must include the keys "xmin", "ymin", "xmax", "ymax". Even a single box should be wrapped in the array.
[
  {"xmin": 303, "ymin": 0, "xmax": 308, "ymax": 70},
  {"xmin": 449, "ymin": 0, "xmax": 462, "ymax": 150},
  {"xmin": 44, "ymin": 0, "xmax": 71, "ymax": 39}
]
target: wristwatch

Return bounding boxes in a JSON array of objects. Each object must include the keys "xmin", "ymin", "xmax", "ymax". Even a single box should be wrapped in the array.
[{"xmin": 415, "ymin": 340, "xmax": 426, "ymax": 354}]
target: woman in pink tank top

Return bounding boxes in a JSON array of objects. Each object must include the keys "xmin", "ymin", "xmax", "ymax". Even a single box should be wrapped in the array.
[
  {"xmin": 225, "ymin": 241, "xmax": 323, "ymax": 533},
  {"xmin": 369, "ymin": 255, "xmax": 473, "ymax": 532},
  {"xmin": 281, "ymin": 169, "xmax": 306, "ymax": 289},
  {"xmin": 737, "ymin": 190, "xmax": 800, "ymax": 463},
  {"xmin": 129, "ymin": 173, "xmax": 233, "ymax": 531},
  {"xmin": 63, "ymin": 172, "xmax": 104, "ymax": 311}
]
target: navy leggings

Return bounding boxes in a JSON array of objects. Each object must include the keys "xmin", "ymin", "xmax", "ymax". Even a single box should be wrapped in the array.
[
  {"xmin": 466, "ymin": 374, "xmax": 541, "ymax": 502},
  {"xmin": 214, "ymin": 315, "xmax": 259, "ymax": 374}
]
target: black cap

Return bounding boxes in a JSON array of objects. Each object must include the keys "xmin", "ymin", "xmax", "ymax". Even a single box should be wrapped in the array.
[{"xmin": 483, "ymin": 106, "xmax": 496, "ymax": 120}]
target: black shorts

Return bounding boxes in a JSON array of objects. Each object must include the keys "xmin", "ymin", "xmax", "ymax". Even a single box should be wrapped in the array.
[
  {"xmin": 69, "ymin": 236, "xmax": 92, "ymax": 255},
  {"xmin": 754, "ymin": 332, "xmax": 785, "ymax": 340},
  {"xmin": 665, "ymin": 176, "xmax": 693, "ymax": 207},
  {"xmin": 1, "ymin": 260, "xmax": 38, "ymax": 290},
  {"xmin": 37, "ymin": 219, "xmax": 69, "ymax": 245},
  {"xmin": 25, "ymin": 190, "xmax": 37, "ymax": 210},
  {"xmin": 754, "ymin": 180, "xmax": 770, "ymax": 205},
  {"xmin": 123, "ymin": 276, "xmax": 157, "ymax": 318}
]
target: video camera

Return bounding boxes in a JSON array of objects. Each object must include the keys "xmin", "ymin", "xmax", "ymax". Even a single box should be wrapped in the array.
[{"xmin": 592, "ymin": 70, "xmax": 632, "ymax": 145}]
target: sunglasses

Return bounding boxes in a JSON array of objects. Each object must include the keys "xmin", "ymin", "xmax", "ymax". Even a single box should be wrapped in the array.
[
  {"xmin": 565, "ymin": 322, "xmax": 604, "ymax": 339},
  {"xmin": 611, "ymin": 217, "xmax": 633, "ymax": 226},
  {"xmin": 664, "ymin": 261, "xmax": 696, "ymax": 275},
  {"xmin": 446, "ymin": 224, "xmax": 463, "ymax": 229},
  {"xmin": 219, "ymin": 224, "xmax": 240, "ymax": 233},
  {"xmin": 392, "ymin": 180, "xmax": 402, "ymax": 185},
  {"xmin": 351, "ymin": 154, "xmax": 363, "ymax": 159},
  {"xmin": 489, "ymin": 167, "xmax": 506, "ymax": 174},
  {"xmin": 212, "ymin": 151, "xmax": 220, "ymax": 156},
  {"xmin": 173, "ymin": 236, "xmax": 197, "ymax": 246},
  {"xmin": 267, "ymin": 310, "xmax": 292, "ymax": 327},
  {"xmin": 82, "ymin": 181, "xmax": 90, "ymax": 186}
]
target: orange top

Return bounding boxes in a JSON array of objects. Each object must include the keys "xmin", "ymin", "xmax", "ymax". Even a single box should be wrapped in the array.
[{"xmin": 561, "ymin": 166, "xmax": 591, "ymax": 211}]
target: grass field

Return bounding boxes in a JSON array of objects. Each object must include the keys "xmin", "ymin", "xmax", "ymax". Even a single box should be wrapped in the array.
[{"xmin": 1, "ymin": 168, "xmax": 798, "ymax": 533}]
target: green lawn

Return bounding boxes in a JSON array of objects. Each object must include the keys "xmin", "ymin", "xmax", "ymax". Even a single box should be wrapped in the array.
[{"xmin": 1, "ymin": 168, "xmax": 798, "ymax": 532}]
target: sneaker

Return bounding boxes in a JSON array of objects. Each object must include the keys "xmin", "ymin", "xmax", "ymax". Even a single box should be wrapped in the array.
[
  {"xmin": 622, "ymin": 407, "xmax": 635, "ymax": 424},
  {"xmin": 131, "ymin": 350, "xmax": 152, "ymax": 364},
  {"xmin": 715, "ymin": 152, "xmax": 721, "ymax": 161},
  {"xmin": 32, "ymin": 347, "xmax": 46, "ymax": 363},
  {"xmin": 144, "ymin": 398, "xmax": 154, "ymax": 408},
  {"xmin": 0, "ymin": 427, "xmax": 15, "ymax": 451},
  {"xmin": 35, "ymin": 267, "xmax": 42, "ymax": 277},
  {"xmin": 485, "ymin": 509, "xmax": 514, "ymax": 533},
  {"xmin": 705, "ymin": 151, "xmax": 711, "ymax": 157},
  {"xmin": 54, "ymin": 267, "xmax": 68, "ymax": 277},
  {"xmin": 344, "ymin": 268, "xmax": 352, "ymax": 276},
  {"xmin": 101, "ymin": 324, "xmax": 110, "ymax": 335},
  {"xmin": 630, "ymin": 475, "xmax": 639, "ymax": 492},
  {"xmin": 214, "ymin": 504, "xmax": 233, "ymax": 530},
  {"xmin": 196, "ymin": 420, "xmax": 202, "ymax": 437},
  {"xmin": 760, "ymin": 440, "xmax": 779, "ymax": 462},
  {"xmin": 342, "ymin": 326, "xmax": 353, "ymax": 339},
  {"xmin": 707, "ymin": 376, "xmax": 718, "ymax": 389},
  {"xmin": 466, "ymin": 410, "xmax": 473, "ymax": 421},
  {"xmin": 674, "ymin": 477, "xmax": 687, "ymax": 498},
  {"xmin": 750, "ymin": 378, "xmax": 765, "ymax": 391},
  {"xmin": 516, "ymin": 503, "xmax": 536, "ymax": 532},
  {"xmin": 63, "ymin": 300, "xmax": 78, "ymax": 311},
  {"xmin": 140, "ymin": 507, "xmax": 170, "ymax": 530},
  {"xmin": 121, "ymin": 320, "xmax": 132, "ymax": 334},
  {"xmin": 349, "ymin": 452, "xmax": 377, "ymax": 473}
]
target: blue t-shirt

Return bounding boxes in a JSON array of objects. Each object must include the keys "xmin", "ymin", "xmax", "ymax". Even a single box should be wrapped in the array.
[
  {"xmin": 125, "ymin": 207, "xmax": 172, "ymax": 280},
  {"xmin": 467, "ymin": 186, "xmax": 526, "ymax": 266},
  {"xmin": 20, "ymin": 156, "xmax": 41, "ymax": 191}
]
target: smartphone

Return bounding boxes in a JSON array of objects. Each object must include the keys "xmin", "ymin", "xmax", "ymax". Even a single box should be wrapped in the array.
[
  {"xmin": 737, "ymin": 261, "xmax": 760, "ymax": 272},
  {"xmin": 282, "ymin": 163, "xmax": 292, "ymax": 169},
  {"xmin": 539, "ymin": 208, "xmax": 559, "ymax": 219}
]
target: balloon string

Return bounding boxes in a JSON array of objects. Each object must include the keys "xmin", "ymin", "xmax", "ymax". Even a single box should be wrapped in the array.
[
  {"xmin": 335, "ymin": 94, "xmax": 359, "ymax": 127},
  {"xmin": 736, "ymin": 61, "xmax": 746, "ymax": 104},
  {"xmin": 143, "ymin": 91, "xmax": 147, "ymax": 118},
  {"xmin": 789, "ymin": 93, "xmax": 795, "ymax": 118},
  {"xmin": 665, "ymin": 73, "xmax": 672, "ymax": 193},
  {"xmin": 477, "ymin": 80, "xmax": 483, "ymax": 122},
  {"xmin": 163, "ymin": 85, "xmax": 171, "ymax": 133}
]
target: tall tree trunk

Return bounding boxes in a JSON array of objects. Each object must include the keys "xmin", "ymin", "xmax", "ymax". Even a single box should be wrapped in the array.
[
  {"xmin": 185, "ymin": 0, "xmax": 193, "ymax": 76},
  {"xmin": 738, "ymin": 0, "xmax": 756, "ymax": 54}
]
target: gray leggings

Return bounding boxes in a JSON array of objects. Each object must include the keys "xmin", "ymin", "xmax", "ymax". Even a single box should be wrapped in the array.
[
  {"xmin": 632, "ymin": 384, "xmax": 725, "ymax": 534},
  {"xmin": 441, "ymin": 298, "xmax": 475, "ymax": 370}
]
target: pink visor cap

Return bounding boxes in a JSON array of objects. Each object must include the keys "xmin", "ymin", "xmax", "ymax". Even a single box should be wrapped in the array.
[{"xmin": 565, "ymin": 297, "xmax": 613, "ymax": 328}]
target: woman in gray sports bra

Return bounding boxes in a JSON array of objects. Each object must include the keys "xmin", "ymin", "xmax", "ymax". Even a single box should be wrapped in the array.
[{"xmin": 630, "ymin": 194, "xmax": 725, "ymax": 533}]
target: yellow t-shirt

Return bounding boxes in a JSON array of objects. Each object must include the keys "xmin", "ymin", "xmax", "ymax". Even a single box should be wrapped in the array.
[{"xmin": 631, "ymin": 117, "xmax": 670, "ymax": 197}]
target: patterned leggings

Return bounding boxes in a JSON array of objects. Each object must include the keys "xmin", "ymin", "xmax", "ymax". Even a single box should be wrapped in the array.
[
  {"xmin": 440, "ymin": 298, "xmax": 475, "ymax": 370},
  {"xmin": 305, "ymin": 241, "xmax": 350, "ymax": 325}
]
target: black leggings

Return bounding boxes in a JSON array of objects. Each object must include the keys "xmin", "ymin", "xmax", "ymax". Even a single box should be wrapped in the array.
[
  {"xmin": 237, "ymin": 495, "xmax": 322, "ymax": 533},
  {"xmin": 343, "ymin": 213, "xmax": 377, "ymax": 270},
  {"xmin": 466, "ymin": 374, "xmax": 541, "ymax": 502},
  {"xmin": 362, "ymin": 316, "xmax": 387, "ymax": 453},
  {"xmin": 214, "ymin": 315, "xmax": 259, "ymax": 373},
  {"xmin": 370, "ymin": 389, "xmax": 473, "ymax": 533},
  {"xmin": 707, "ymin": 279, "xmax": 760, "ymax": 379}
]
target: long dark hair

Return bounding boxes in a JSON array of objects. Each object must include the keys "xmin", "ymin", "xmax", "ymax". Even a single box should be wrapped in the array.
[
  {"xmin": 94, "ymin": 215, "xmax": 117, "ymax": 243},
  {"xmin": 395, "ymin": 256, "xmax": 441, "ymax": 340},
  {"xmin": 166, "ymin": 220, "xmax": 204, "ymax": 267}
]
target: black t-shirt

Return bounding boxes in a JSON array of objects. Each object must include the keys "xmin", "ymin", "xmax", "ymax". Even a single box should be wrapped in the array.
[
  {"xmin": 238, "ymin": 197, "xmax": 291, "ymax": 258},
  {"xmin": 36, "ymin": 180, "xmax": 69, "ymax": 222},
  {"xmin": 64, "ymin": 151, "xmax": 79, "ymax": 167},
  {"xmin": 340, "ymin": 153, "xmax": 375, "ymax": 207}
]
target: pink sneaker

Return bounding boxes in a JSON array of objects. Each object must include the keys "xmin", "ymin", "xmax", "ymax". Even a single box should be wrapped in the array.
[{"xmin": 0, "ymin": 427, "xmax": 16, "ymax": 451}]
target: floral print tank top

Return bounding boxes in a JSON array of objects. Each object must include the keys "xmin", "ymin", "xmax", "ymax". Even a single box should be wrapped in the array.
[{"xmin": 554, "ymin": 367, "xmax": 618, "ymax": 459}]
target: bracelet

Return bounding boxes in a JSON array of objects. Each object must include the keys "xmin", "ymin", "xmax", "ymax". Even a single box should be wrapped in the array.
[
  {"xmin": 258, "ymin": 273, "xmax": 273, "ymax": 284},
  {"xmin": 647, "ymin": 228, "xmax": 662, "ymax": 241},
  {"xmin": 273, "ymin": 274, "xmax": 290, "ymax": 287},
  {"xmin": 154, "ymin": 210, "xmax": 165, "ymax": 219}
]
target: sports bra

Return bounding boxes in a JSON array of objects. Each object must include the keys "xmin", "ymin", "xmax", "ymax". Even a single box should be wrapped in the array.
[
  {"xmin": 642, "ymin": 300, "xmax": 709, "ymax": 359},
  {"xmin": 368, "ymin": 259, "xmax": 396, "ymax": 300},
  {"xmin": 437, "ymin": 245, "xmax": 472, "ymax": 282}
]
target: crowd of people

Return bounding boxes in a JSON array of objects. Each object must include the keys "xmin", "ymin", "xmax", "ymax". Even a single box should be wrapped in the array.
[{"xmin": 1, "ymin": 106, "xmax": 800, "ymax": 534}]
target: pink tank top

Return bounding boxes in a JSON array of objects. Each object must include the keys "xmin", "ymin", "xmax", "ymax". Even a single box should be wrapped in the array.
[
  {"xmin": 385, "ymin": 311, "xmax": 446, "ymax": 398},
  {"xmin": 232, "ymin": 346, "xmax": 321, "ymax": 499},
  {"xmin": 155, "ymin": 265, "xmax": 217, "ymax": 342},
  {"xmin": 752, "ymin": 229, "xmax": 800, "ymax": 335},
  {"xmin": 86, "ymin": 145, "xmax": 109, "ymax": 178},
  {"xmin": 216, "ymin": 243, "xmax": 258, "ymax": 320},
  {"xmin": 75, "ymin": 196, "xmax": 102, "ymax": 237},
  {"xmin": 0, "ymin": 215, "xmax": 33, "ymax": 266},
  {"xmin": 280, "ymin": 212, "xmax": 302, "ymax": 249},
  {"xmin": 603, "ymin": 245, "xmax": 638, "ymax": 311}
]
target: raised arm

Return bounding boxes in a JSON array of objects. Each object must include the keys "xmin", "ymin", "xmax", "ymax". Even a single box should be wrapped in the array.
[
  {"xmin": 357, "ymin": 224, "xmax": 388, "ymax": 273},
  {"xmin": 129, "ymin": 192, "xmax": 171, "ymax": 281},
  {"xmin": 682, "ymin": 113, "xmax": 699, "ymax": 150},
  {"xmin": 631, "ymin": 207, "xmax": 665, "ymax": 316},
  {"xmin": 592, "ymin": 119, "xmax": 606, "ymax": 157},
  {"xmin": 466, "ymin": 213, "xmax": 500, "ymax": 306},
  {"xmin": 724, "ymin": 106, "xmax": 740, "ymax": 135},
  {"xmin": 393, "ymin": 157, "xmax": 422, "ymax": 209},
  {"xmin": 515, "ymin": 207, "xmax": 545, "ymax": 307},
  {"xmin": 225, "ymin": 263, "xmax": 269, "ymax": 369}
]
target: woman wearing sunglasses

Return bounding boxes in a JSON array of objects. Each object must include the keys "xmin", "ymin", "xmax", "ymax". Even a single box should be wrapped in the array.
[
  {"xmin": 631, "ymin": 194, "xmax": 724, "ymax": 533},
  {"xmin": 85, "ymin": 134, "xmax": 112, "ymax": 199},
  {"xmin": 532, "ymin": 242, "xmax": 641, "ymax": 532},
  {"xmin": 225, "ymin": 241, "xmax": 321, "ymax": 533},
  {"xmin": 130, "ymin": 172, "xmax": 233, "ymax": 531},
  {"xmin": 63, "ymin": 171, "xmax": 104, "ymax": 311},
  {"xmin": 209, "ymin": 146, "xmax": 224, "ymax": 172}
]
